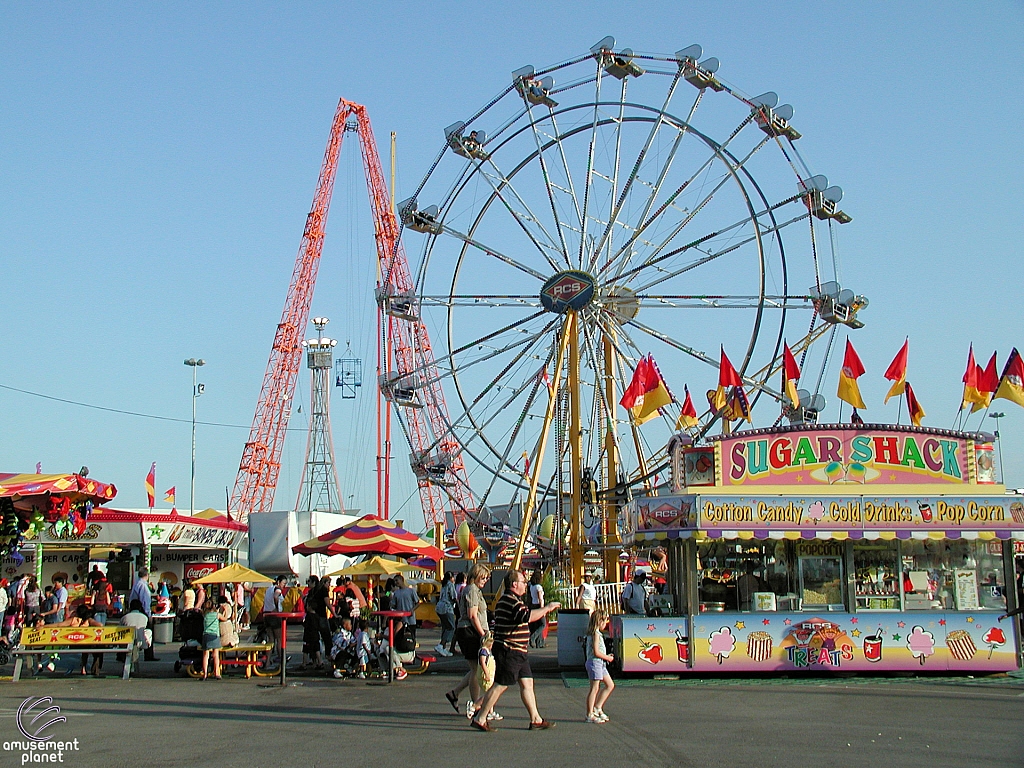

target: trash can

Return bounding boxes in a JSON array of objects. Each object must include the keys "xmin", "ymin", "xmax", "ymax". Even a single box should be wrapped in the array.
[
  {"xmin": 556, "ymin": 609, "xmax": 590, "ymax": 667},
  {"xmin": 153, "ymin": 616, "xmax": 175, "ymax": 645}
]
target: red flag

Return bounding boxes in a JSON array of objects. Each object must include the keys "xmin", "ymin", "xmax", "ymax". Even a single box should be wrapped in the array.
[
  {"xmin": 676, "ymin": 386, "xmax": 699, "ymax": 429},
  {"xmin": 883, "ymin": 339, "xmax": 908, "ymax": 403},
  {"xmin": 837, "ymin": 339, "xmax": 866, "ymax": 409},
  {"xmin": 782, "ymin": 343, "xmax": 800, "ymax": 409},
  {"xmin": 904, "ymin": 381, "xmax": 925, "ymax": 426},
  {"xmin": 145, "ymin": 463, "xmax": 156, "ymax": 509},
  {"xmin": 962, "ymin": 346, "xmax": 985, "ymax": 411},
  {"xmin": 711, "ymin": 348, "xmax": 743, "ymax": 413},
  {"xmin": 718, "ymin": 347, "xmax": 742, "ymax": 388},
  {"xmin": 980, "ymin": 353, "xmax": 999, "ymax": 393},
  {"xmin": 164, "ymin": 487, "xmax": 176, "ymax": 505}
]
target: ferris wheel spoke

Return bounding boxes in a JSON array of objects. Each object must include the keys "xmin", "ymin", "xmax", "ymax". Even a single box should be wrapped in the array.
[
  {"xmin": 616, "ymin": 136, "xmax": 771, "ymax": 286},
  {"xmin": 636, "ymin": 295, "xmax": 811, "ymax": 309},
  {"xmin": 446, "ymin": 343, "xmax": 558, "ymax": 477},
  {"xmin": 430, "ymin": 325, "xmax": 557, "ymax": 458},
  {"xmin": 576, "ymin": 61, "xmax": 605, "ymax": 268},
  {"xmin": 544, "ymin": 109, "xmax": 585, "ymax": 232},
  {"xmin": 590, "ymin": 69, "xmax": 683, "ymax": 271},
  {"xmin": 598, "ymin": 116, "xmax": 762, "ymax": 281},
  {"xmin": 438, "ymin": 224, "xmax": 549, "ymax": 281},
  {"xmin": 476, "ymin": 157, "xmax": 565, "ymax": 269},
  {"xmin": 613, "ymin": 89, "xmax": 704, "ymax": 279},
  {"xmin": 423, "ymin": 320, "xmax": 554, "ymax": 392},
  {"xmin": 631, "ymin": 209, "xmax": 811, "ymax": 293},
  {"xmin": 420, "ymin": 295, "xmax": 541, "ymax": 308},
  {"xmin": 407, "ymin": 309, "xmax": 549, "ymax": 382},
  {"xmin": 521, "ymin": 103, "xmax": 573, "ymax": 265}
]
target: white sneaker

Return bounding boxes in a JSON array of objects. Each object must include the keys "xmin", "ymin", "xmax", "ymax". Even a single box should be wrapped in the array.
[
  {"xmin": 595, "ymin": 709, "xmax": 610, "ymax": 722},
  {"xmin": 466, "ymin": 701, "xmax": 476, "ymax": 720},
  {"xmin": 487, "ymin": 711, "xmax": 503, "ymax": 721},
  {"xmin": 333, "ymin": 669, "xmax": 343, "ymax": 678},
  {"xmin": 434, "ymin": 644, "xmax": 445, "ymax": 656},
  {"xmin": 440, "ymin": 648, "xmax": 453, "ymax": 657},
  {"xmin": 586, "ymin": 713, "xmax": 603, "ymax": 723}
]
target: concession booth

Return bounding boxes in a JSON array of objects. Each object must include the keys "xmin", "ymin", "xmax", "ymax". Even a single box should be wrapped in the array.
[{"xmin": 615, "ymin": 424, "xmax": 1020, "ymax": 674}]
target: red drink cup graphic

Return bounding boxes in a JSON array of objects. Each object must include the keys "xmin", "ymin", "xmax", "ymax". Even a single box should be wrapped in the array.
[
  {"xmin": 918, "ymin": 502, "xmax": 933, "ymax": 523},
  {"xmin": 675, "ymin": 629, "xmax": 689, "ymax": 664},
  {"xmin": 863, "ymin": 627, "xmax": 883, "ymax": 662}
]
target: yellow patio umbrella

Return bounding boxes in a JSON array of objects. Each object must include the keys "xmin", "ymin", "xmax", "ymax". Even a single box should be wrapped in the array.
[
  {"xmin": 191, "ymin": 562, "xmax": 274, "ymax": 584},
  {"xmin": 327, "ymin": 556, "xmax": 419, "ymax": 578}
]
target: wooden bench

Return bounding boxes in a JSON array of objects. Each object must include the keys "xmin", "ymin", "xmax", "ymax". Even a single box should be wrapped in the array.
[
  {"xmin": 183, "ymin": 643, "xmax": 277, "ymax": 679},
  {"xmin": 12, "ymin": 626, "xmax": 142, "ymax": 682}
]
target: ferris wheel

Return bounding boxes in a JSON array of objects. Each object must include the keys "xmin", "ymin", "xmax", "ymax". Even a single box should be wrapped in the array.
[{"xmin": 395, "ymin": 38, "xmax": 865, "ymax": 561}]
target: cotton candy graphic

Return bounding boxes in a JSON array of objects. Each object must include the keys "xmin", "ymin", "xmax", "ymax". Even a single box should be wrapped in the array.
[
  {"xmin": 709, "ymin": 626, "xmax": 736, "ymax": 664},
  {"xmin": 906, "ymin": 626, "xmax": 934, "ymax": 665}
]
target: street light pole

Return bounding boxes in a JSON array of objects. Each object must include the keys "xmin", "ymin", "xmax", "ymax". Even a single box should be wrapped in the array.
[
  {"xmin": 184, "ymin": 358, "xmax": 205, "ymax": 515},
  {"xmin": 989, "ymin": 411, "xmax": 1006, "ymax": 484}
]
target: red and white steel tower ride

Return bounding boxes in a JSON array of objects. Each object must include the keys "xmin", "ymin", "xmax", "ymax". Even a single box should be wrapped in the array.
[{"xmin": 230, "ymin": 99, "xmax": 473, "ymax": 528}]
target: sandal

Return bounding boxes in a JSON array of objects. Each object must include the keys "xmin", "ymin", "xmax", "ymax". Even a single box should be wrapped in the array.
[{"xmin": 445, "ymin": 691, "xmax": 459, "ymax": 712}]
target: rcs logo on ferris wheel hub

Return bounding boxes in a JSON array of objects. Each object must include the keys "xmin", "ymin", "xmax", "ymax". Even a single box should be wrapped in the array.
[{"xmin": 540, "ymin": 270, "xmax": 596, "ymax": 314}]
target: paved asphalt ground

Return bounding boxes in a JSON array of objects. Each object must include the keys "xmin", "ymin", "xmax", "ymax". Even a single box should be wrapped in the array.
[{"xmin": 1, "ymin": 627, "xmax": 1021, "ymax": 768}]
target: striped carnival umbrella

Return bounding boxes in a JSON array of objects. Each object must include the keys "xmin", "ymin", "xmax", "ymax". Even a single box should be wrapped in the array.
[{"xmin": 291, "ymin": 514, "xmax": 443, "ymax": 560}]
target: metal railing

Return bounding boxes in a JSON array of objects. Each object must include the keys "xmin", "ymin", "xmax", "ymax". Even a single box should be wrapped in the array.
[{"xmin": 557, "ymin": 582, "xmax": 626, "ymax": 615}]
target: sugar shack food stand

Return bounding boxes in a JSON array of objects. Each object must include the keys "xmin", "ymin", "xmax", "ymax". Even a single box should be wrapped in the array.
[{"xmin": 616, "ymin": 424, "xmax": 1020, "ymax": 673}]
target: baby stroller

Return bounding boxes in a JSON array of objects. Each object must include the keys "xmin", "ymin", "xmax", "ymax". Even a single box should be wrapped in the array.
[{"xmin": 173, "ymin": 609, "xmax": 204, "ymax": 674}]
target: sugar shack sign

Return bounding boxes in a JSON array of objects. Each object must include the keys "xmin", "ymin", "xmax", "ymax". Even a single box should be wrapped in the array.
[{"xmin": 716, "ymin": 427, "xmax": 987, "ymax": 488}]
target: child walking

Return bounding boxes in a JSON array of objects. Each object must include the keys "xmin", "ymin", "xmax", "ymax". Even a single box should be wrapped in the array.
[
  {"xmin": 475, "ymin": 632, "xmax": 501, "ymax": 722},
  {"xmin": 584, "ymin": 609, "xmax": 615, "ymax": 723}
]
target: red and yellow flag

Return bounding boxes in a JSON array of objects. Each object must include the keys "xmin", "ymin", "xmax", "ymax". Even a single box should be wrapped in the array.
[
  {"xmin": 782, "ymin": 343, "xmax": 800, "ymax": 409},
  {"xmin": 961, "ymin": 346, "xmax": 983, "ymax": 410},
  {"xmin": 675, "ymin": 386, "xmax": 699, "ymax": 430},
  {"xmin": 883, "ymin": 339, "xmax": 909, "ymax": 404},
  {"xmin": 994, "ymin": 348, "xmax": 1024, "ymax": 408},
  {"xmin": 164, "ymin": 487, "xmax": 176, "ymax": 505},
  {"xmin": 620, "ymin": 355, "xmax": 673, "ymax": 424},
  {"xmin": 905, "ymin": 381, "xmax": 926, "ymax": 426},
  {"xmin": 145, "ymin": 463, "xmax": 156, "ymax": 509},
  {"xmin": 837, "ymin": 339, "xmax": 867, "ymax": 409}
]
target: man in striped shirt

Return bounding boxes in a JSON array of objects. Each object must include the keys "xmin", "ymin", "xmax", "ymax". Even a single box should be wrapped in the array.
[{"xmin": 470, "ymin": 569, "xmax": 560, "ymax": 732}]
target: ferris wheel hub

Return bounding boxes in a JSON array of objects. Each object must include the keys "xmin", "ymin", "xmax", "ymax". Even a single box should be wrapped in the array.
[{"xmin": 540, "ymin": 270, "xmax": 596, "ymax": 314}]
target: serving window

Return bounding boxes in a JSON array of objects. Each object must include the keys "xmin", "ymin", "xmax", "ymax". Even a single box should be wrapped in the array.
[
  {"xmin": 900, "ymin": 539, "xmax": 1005, "ymax": 611},
  {"xmin": 694, "ymin": 537, "xmax": 1006, "ymax": 614}
]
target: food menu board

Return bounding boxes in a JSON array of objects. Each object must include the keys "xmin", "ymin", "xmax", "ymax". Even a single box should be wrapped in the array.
[{"xmin": 954, "ymin": 569, "xmax": 980, "ymax": 611}]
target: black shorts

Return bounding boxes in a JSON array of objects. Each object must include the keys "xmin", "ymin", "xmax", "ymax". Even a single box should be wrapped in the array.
[
  {"xmin": 493, "ymin": 643, "xmax": 532, "ymax": 686},
  {"xmin": 456, "ymin": 626, "xmax": 481, "ymax": 661}
]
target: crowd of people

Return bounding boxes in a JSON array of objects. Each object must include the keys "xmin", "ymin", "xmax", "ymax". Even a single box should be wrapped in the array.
[{"xmin": 0, "ymin": 562, "xmax": 623, "ymax": 727}]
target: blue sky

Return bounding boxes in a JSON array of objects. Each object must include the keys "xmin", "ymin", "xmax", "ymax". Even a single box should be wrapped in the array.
[{"xmin": 2, "ymin": 1, "xmax": 1023, "ymax": 527}]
